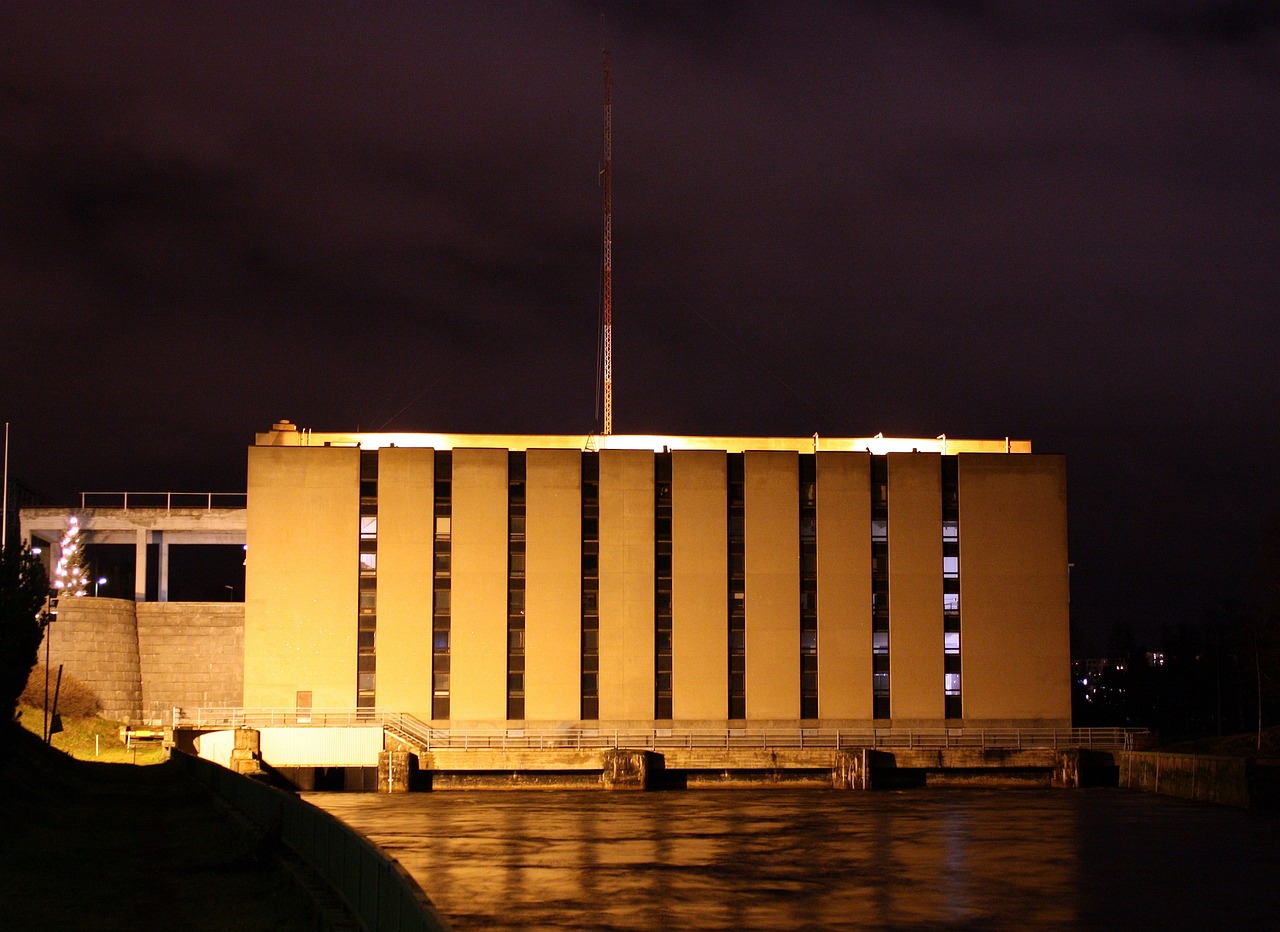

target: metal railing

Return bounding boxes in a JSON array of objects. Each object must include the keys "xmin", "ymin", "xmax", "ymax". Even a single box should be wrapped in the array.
[
  {"xmin": 172, "ymin": 708, "xmax": 1142, "ymax": 751},
  {"xmin": 80, "ymin": 491, "xmax": 247, "ymax": 511},
  {"xmin": 169, "ymin": 750, "xmax": 449, "ymax": 931}
]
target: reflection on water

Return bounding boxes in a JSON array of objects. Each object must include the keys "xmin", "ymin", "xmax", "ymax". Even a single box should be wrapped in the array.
[{"xmin": 307, "ymin": 789, "xmax": 1280, "ymax": 930}]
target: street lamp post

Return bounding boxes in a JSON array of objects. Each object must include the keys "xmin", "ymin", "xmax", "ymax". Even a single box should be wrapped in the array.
[
  {"xmin": 95, "ymin": 576, "xmax": 107, "ymax": 597},
  {"xmin": 39, "ymin": 595, "xmax": 58, "ymax": 742}
]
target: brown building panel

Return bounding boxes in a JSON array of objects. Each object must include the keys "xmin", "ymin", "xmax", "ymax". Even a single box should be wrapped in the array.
[
  {"xmin": 374, "ymin": 447, "xmax": 434, "ymax": 721},
  {"xmin": 888, "ymin": 453, "xmax": 944, "ymax": 721},
  {"xmin": 598, "ymin": 449, "xmax": 655, "ymax": 720},
  {"xmin": 958, "ymin": 455, "xmax": 1071, "ymax": 724},
  {"xmin": 816, "ymin": 452, "xmax": 873, "ymax": 719},
  {"xmin": 450, "ymin": 448, "xmax": 509, "ymax": 721},
  {"xmin": 524, "ymin": 449, "xmax": 582, "ymax": 721},
  {"xmin": 744, "ymin": 451, "xmax": 799, "ymax": 719},
  {"xmin": 245, "ymin": 446, "xmax": 359, "ymax": 709},
  {"xmin": 672, "ymin": 450, "xmax": 728, "ymax": 720}
]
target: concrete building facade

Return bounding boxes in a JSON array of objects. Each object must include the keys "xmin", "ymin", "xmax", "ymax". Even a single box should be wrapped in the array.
[{"xmin": 246, "ymin": 423, "xmax": 1071, "ymax": 729}]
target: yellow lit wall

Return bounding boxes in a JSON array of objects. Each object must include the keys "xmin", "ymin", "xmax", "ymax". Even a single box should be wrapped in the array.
[
  {"xmin": 245, "ymin": 427, "xmax": 1071, "ymax": 728},
  {"xmin": 887, "ymin": 454, "xmax": 943, "ymax": 721},
  {"xmin": 672, "ymin": 451, "xmax": 728, "ymax": 720},
  {"xmin": 245, "ymin": 446, "xmax": 358, "ymax": 709},
  {"xmin": 450, "ymin": 448, "xmax": 509, "ymax": 721},
  {"xmin": 958, "ymin": 455, "xmax": 1071, "ymax": 724},
  {"xmin": 744, "ymin": 451, "xmax": 799, "ymax": 719},
  {"xmin": 374, "ymin": 447, "xmax": 434, "ymax": 720},
  {"xmin": 816, "ymin": 452, "xmax": 873, "ymax": 719},
  {"xmin": 525, "ymin": 449, "xmax": 582, "ymax": 721},
  {"xmin": 598, "ymin": 449, "xmax": 655, "ymax": 720}
]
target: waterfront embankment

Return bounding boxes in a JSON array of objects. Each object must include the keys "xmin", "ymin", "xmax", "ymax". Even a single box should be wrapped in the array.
[{"xmin": 1119, "ymin": 750, "xmax": 1280, "ymax": 808}]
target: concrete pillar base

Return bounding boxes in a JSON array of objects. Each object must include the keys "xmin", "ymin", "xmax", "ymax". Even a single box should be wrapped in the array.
[
  {"xmin": 379, "ymin": 750, "xmax": 414, "ymax": 793},
  {"xmin": 1055, "ymin": 749, "xmax": 1081, "ymax": 788},
  {"xmin": 833, "ymin": 749, "xmax": 874, "ymax": 789},
  {"xmin": 601, "ymin": 749, "xmax": 653, "ymax": 790},
  {"xmin": 230, "ymin": 728, "xmax": 262, "ymax": 775}
]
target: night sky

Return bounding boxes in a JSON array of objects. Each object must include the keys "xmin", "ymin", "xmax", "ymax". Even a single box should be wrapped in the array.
[{"xmin": 2, "ymin": 2, "xmax": 1277, "ymax": 651}]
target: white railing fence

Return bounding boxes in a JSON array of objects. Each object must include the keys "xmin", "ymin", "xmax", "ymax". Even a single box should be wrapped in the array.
[
  {"xmin": 172, "ymin": 707, "xmax": 1142, "ymax": 751},
  {"xmin": 80, "ymin": 491, "xmax": 247, "ymax": 511}
]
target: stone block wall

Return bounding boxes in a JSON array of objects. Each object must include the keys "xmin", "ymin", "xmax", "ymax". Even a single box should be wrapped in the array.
[
  {"xmin": 45, "ymin": 598, "xmax": 143, "ymax": 723},
  {"xmin": 137, "ymin": 602, "xmax": 244, "ymax": 723},
  {"xmin": 1119, "ymin": 751, "xmax": 1253, "ymax": 808}
]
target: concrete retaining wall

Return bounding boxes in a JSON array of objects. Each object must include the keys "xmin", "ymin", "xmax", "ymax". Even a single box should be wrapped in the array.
[
  {"xmin": 45, "ymin": 598, "xmax": 142, "ymax": 723},
  {"xmin": 137, "ymin": 602, "xmax": 244, "ymax": 721},
  {"xmin": 42, "ymin": 598, "xmax": 244, "ymax": 725},
  {"xmin": 1119, "ymin": 751, "xmax": 1253, "ymax": 808},
  {"xmin": 170, "ymin": 750, "xmax": 450, "ymax": 930}
]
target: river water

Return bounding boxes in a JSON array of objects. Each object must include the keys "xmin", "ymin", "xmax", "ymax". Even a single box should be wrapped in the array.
[{"xmin": 307, "ymin": 788, "xmax": 1280, "ymax": 930}]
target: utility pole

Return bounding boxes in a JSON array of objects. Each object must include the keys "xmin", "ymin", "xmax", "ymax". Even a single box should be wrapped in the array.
[
  {"xmin": 2, "ymin": 421, "xmax": 9, "ymax": 549},
  {"xmin": 600, "ymin": 49, "xmax": 613, "ymax": 436}
]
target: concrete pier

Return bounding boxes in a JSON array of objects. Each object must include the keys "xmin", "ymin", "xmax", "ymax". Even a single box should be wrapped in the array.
[
  {"xmin": 600, "ymin": 749, "xmax": 653, "ymax": 790},
  {"xmin": 378, "ymin": 749, "xmax": 413, "ymax": 793},
  {"xmin": 229, "ymin": 728, "xmax": 263, "ymax": 777}
]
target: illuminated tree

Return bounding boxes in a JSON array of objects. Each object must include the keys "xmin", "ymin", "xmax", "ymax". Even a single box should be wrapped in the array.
[{"xmin": 54, "ymin": 515, "xmax": 89, "ymax": 597}]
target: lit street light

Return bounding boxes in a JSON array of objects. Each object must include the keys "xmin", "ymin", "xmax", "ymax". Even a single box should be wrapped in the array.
[{"xmin": 95, "ymin": 576, "xmax": 107, "ymax": 597}]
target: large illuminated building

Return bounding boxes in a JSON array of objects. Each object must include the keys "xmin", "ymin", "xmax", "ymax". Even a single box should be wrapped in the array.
[{"xmin": 247, "ymin": 421, "xmax": 1070, "ymax": 728}]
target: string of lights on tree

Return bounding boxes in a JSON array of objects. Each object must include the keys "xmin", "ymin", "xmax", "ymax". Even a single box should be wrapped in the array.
[{"xmin": 54, "ymin": 515, "xmax": 89, "ymax": 597}]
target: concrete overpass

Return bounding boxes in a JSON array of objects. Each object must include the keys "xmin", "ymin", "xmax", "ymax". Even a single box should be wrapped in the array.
[{"xmin": 20, "ymin": 493, "xmax": 245, "ymax": 602}]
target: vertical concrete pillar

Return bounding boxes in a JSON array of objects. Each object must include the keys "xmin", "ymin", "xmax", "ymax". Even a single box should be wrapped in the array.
[
  {"xmin": 378, "ymin": 749, "xmax": 414, "ymax": 793},
  {"xmin": 134, "ymin": 529, "xmax": 148, "ymax": 602},
  {"xmin": 157, "ymin": 532, "xmax": 169, "ymax": 602},
  {"xmin": 229, "ymin": 728, "xmax": 263, "ymax": 776}
]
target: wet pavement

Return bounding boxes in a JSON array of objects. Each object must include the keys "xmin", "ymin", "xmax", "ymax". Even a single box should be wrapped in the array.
[{"xmin": 308, "ymin": 787, "xmax": 1280, "ymax": 930}]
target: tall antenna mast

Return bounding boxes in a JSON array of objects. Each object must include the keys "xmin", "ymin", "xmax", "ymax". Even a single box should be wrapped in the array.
[{"xmin": 600, "ymin": 47, "xmax": 614, "ymax": 436}]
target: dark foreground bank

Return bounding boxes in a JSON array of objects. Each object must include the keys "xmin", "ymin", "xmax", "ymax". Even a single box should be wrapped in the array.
[{"xmin": 0, "ymin": 723, "xmax": 331, "ymax": 930}]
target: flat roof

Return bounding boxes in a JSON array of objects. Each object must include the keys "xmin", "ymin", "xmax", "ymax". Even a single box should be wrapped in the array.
[{"xmin": 256, "ymin": 422, "xmax": 1031, "ymax": 455}]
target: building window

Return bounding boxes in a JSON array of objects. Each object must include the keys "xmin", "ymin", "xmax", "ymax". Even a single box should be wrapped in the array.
[
  {"xmin": 507, "ymin": 452, "xmax": 526, "ymax": 721},
  {"xmin": 727, "ymin": 453, "xmax": 746, "ymax": 720},
  {"xmin": 357, "ymin": 450, "xmax": 378, "ymax": 710},
  {"xmin": 799, "ymin": 454, "xmax": 818, "ymax": 720},
  {"xmin": 581, "ymin": 453, "xmax": 600, "ymax": 720},
  {"xmin": 432, "ymin": 450, "xmax": 452, "ymax": 720},
  {"xmin": 871, "ymin": 455, "xmax": 889, "ymax": 719},
  {"xmin": 942, "ymin": 455, "xmax": 961, "ymax": 719},
  {"xmin": 655, "ymin": 454, "xmax": 673, "ymax": 719}
]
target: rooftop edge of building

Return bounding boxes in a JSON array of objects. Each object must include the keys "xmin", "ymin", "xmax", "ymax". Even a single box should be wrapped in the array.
[{"xmin": 258, "ymin": 421, "xmax": 1032, "ymax": 455}]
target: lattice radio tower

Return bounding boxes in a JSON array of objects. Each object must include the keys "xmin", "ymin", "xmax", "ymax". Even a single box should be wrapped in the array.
[{"xmin": 599, "ymin": 48, "xmax": 614, "ymax": 436}]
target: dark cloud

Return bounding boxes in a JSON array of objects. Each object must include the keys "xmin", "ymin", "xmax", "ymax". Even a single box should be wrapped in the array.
[{"xmin": 1, "ymin": 1, "xmax": 1277, "ymax": 646}]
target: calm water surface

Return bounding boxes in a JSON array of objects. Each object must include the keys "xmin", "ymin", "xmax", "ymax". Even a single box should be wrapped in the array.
[{"xmin": 307, "ymin": 788, "xmax": 1280, "ymax": 930}]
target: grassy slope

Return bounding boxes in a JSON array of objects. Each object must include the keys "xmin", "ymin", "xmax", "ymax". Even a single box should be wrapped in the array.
[{"xmin": 15, "ymin": 705, "xmax": 166, "ymax": 765}]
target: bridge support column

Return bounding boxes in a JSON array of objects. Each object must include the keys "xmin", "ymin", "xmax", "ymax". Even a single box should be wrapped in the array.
[
  {"xmin": 157, "ymin": 532, "xmax": 169, "ymax": 602},
  {"xmin": 600, "ymin": 749, "xmax": 654, "ymax": 790},
  {"xmin": 1055, "ymin": 750, "xmax": 1081, "ymax": 788},
  {"xmin": 833, "ymin": 750, "xmax": 864, "ymax": 789},
  {"xmin": 134, "ymin": 529, "xmax": 148, "ymax": 602},
  {"xmin": 379, "ymin": 750, "xmax": 413, "ymax": 793},
  {"xmin": 832, "ymin": 749, "xmax": 897, "ymax": 789},
  {"xmin": 229, "ymin": 728, "xmax": 263, "ymax": 776}
]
